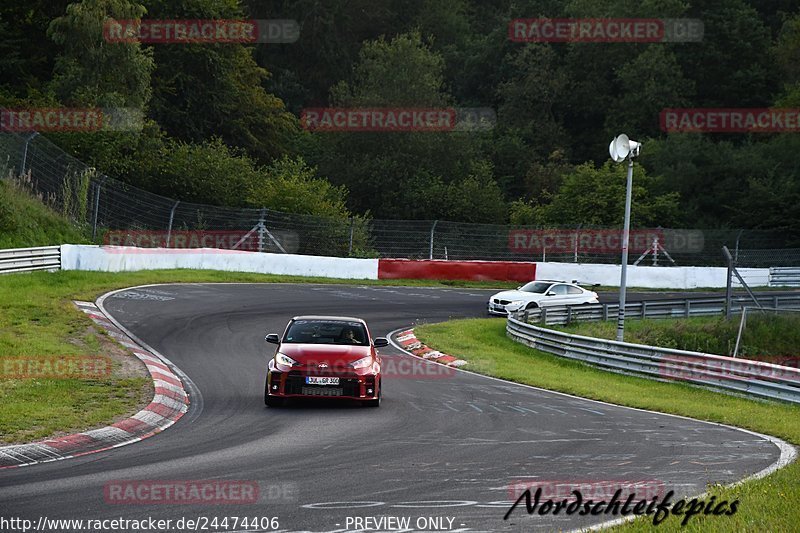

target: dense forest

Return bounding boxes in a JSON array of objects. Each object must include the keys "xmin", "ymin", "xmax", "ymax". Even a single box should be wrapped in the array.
[{"xmin": 1, "ymin": 0, "xmax": 799, "ymax": 240}]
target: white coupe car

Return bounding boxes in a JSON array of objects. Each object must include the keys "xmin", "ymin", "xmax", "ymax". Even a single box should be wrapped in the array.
[{"xmin": 487, "ymin": 280, "xmax": 600, "ymax": 316}]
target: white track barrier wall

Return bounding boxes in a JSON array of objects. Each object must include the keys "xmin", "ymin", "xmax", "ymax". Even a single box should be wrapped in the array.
[
  {"xmin": 61, "ymin": 245, "xmax": 379, "ymax": 280},
  {"xmin": 535, "ymin": 261, "xmax": 769, "ymax": 289},
  {"xmin": 60, "ymin": 246, "xmax": 771, "ymax": 288}
]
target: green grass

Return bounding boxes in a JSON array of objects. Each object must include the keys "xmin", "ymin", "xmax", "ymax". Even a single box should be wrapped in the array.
[
  {"xmin": 415, "ymin": 318, "xmax": 800, "ymax": 532},
  {"xmin": 0, "ymin": 178, "xmax": 91, "ymax": 249},
  {"xmin": 554, "ymin": 314, "xmax": 800, "ymax": 363},
  {"xmin": 0, "ymin": 269, "xmax": 524, "ymax": 443}
]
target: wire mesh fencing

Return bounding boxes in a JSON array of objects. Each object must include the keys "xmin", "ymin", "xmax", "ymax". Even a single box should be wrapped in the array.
[{"xmin": 1, "ymin": 127, "xmax": 798, "ymax": 265}]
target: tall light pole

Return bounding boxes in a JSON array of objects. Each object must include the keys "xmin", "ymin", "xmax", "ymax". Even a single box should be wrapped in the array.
[{"xmin": 609, "ymin": 134, "xmax": 641, "ymax": 342}]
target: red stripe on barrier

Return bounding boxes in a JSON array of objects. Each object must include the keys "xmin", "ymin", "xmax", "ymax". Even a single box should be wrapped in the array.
[{"xmin": 377, "ymin": 259, "xmax": 536, "ymax": 282}]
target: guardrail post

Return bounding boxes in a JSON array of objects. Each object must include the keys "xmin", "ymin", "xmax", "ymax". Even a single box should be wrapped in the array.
[
  {"xmin": 566, "ymin": 306, "xmax": 573, "ymax": 324},
  {"xmin": 641, "ymin": 301, "xmax": 647, "ymax": 318},
  {"xmin": 541, "ymin": 308, "xmax": 548, "ymax": 324},
  {"xmin": 685, "ymin": 300, "xmax": 691, "ymax": 318},
  {"xmin": 602, "ymin": 304, "xmax": 608, "ymax": 321}
]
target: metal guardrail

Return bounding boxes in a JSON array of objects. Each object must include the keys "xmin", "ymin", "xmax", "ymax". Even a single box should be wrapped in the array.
[
  {"xmin": 0, "ymin": 246, "xmax": 61, "ymax": 274},
  {"xmin": 506, "ymin": 316, "xmax": 800, "ymax": 404},
  {"xmin": 516, "ymin": 295, "xmax": 800, "ymax": 326},
  {"xmin": 770, "ymin": 267, "xmax": 800, "ymax": 287}
]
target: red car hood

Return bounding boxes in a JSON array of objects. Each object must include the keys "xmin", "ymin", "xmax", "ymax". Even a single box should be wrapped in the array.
[{"xmin": 279, "ymin": 343, "xmax": 372, "ymax": 365}]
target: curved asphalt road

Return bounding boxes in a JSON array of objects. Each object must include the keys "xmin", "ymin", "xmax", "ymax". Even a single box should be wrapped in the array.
[{"xmin": 0, "ymin": 284, "xmax": 785, "ymax": 532}]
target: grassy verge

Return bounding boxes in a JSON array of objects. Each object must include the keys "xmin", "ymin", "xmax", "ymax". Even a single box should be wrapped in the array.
[
  {"xmin": 0, "ymin": 269, "xmax": 522, "ymax": 443},
  {"xmin": 0, "ymin": 177, "xmax": 91, "ymax": 248},
  {"xmin": 554, "ymin": 314, "xmax": 800, "ymax": 363},
  {"xmin": 415, "ymin": 318, "xmax": 800, "ymax": 532}
]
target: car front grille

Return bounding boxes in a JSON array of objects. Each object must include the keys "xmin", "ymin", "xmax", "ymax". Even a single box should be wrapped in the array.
[
  {"xmin": 301, "ymin": 386, "xmax": 343, "ymax": 396},
  {"xmin": 284, "ymin": 372, "xmax": 361, "ymax": 397},
  {"xmin": 493, "ymin": 299, "xmax": 511, "ymax": 305}
]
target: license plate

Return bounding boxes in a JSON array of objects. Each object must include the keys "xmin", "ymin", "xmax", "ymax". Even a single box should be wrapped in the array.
[{"xmin": 305, "ymin": 376, "xmax": 340, "ymax": 385}]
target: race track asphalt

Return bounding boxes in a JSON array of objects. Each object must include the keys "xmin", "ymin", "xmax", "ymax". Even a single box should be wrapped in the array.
[{"xmin": 0, "ymin": 284, "xmax": 786, "ymax": 532}]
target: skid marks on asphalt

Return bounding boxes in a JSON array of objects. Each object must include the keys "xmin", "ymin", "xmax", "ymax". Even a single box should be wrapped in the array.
[{"xmin": 111, "ymin": 287, "xmax": 177, "ymax": 301}]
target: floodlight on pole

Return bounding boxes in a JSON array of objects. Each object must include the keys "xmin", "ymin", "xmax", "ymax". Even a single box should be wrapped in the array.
[{"xmin": 609, "ymin": 133, "xmax": 641, "ymax": 342}]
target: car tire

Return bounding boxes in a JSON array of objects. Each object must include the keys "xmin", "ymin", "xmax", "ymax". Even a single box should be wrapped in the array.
[
  {"xmin": 363, "ymin": 396, "xmax": 380, "ymax": 407},
  {"xmin": 265, "ymin": 394, "xmax": 283, "ymax": 407},
  {"xmin": 525, "ymin": 302, "xmax": 539, "ymax": 310},
  {"xmin": 363, "ymin": 382, "xmax": 381, "ymax": 407}
]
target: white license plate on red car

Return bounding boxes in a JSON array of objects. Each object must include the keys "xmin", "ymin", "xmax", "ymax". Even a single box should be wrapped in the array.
[{"xmin": 305, "ymin": 376, "xmax": 340, "ymax": 385}]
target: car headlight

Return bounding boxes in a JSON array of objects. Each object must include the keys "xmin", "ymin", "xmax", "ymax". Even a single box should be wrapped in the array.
[
  {"xmin": 275, "ymin": 353, "xmax": 299, "ymax": 367},
  {"xmin": 507, "ymin": 300, "xmax": 524, "ymax": 308},
  {"xmin": 350, "ymin": 356, "xmax": 373, "ymax": 369}
]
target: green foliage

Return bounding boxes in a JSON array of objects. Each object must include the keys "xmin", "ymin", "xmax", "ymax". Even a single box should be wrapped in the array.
[
  {"xmin": 142, "ymin": 138, "xmax": 261, "ymax": 207},
  {"xmin": 247, "ymin": 156, "xmax": 350, "ymax": 220},
  {"xmin": 537, "ymin": 161, "xmax": 680, "ymax": 227},
  {"xmin": 47, "ymin": 0, "xmax": 154, "ymax": 107},
  {"xmin": 60, "ymin": 165, "xmax": 93, "ymax": 222},
  {"xmin": 0, "ymin": 176, "xmax": 91, "ymax": 248},
  {"xmin": 314, "ymin": 31, "xmax": 504, "ymax": 222},
  {"xmin": 143, "ymin": 0, "xmax": 299, "ymax": 162},
  {"xmin": 1, "ymin": 0, "xmax": 798, "ymax": 232}
]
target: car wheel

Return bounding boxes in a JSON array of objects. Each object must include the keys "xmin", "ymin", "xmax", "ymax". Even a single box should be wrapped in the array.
[
  {"xmin": 363, "ymin": 382, "xmax": 381, "ymax": 407},
  {"xmin": 525, "ymin": 302, "xmax": 539, "ymax": 310},
  {"xmin": 363, "ymin": 396, "xmax": 380, "ymax": 407},
  {"xmin": 265, "ymin": 394, "xmax": 283, "ymax": 407}
]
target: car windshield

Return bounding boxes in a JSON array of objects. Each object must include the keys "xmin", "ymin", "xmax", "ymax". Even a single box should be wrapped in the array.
[
  {"xmin": 518, "ymin": 282, "xmax": 552, "ymax": 294},
  {"xmin": 283, "ymin": 320, "xmax": 369, "ymax": 346}
]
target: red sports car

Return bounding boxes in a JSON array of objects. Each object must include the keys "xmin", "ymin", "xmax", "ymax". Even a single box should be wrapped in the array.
[{"xmin": 264, "ymin": 315, "xmax": 388, "ymax": 407}]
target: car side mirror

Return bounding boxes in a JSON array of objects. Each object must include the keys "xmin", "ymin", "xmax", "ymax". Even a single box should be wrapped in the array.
[
  {"xmin": 546, "ymin": 291, "xmax": 556, "ymax": 296},
  {"xmin": 265, "ymin": 333, "xmax": 280, "ymax": 344},
  {"xmin": 373, "ymin": 337, "xmax": 389, "ymax": 347}
]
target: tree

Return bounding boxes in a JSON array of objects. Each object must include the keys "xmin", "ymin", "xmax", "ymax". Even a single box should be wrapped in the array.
[
  {"xmin": 247, "ymin": 156, "xmax": 351, "ymax": 219},
  {"xmin": 537, "ymin": 161, "xmax": 680, "ymax": 227},
  {"xmin": 311, "ymin": 31, "xmax": 502, "ymax": 221},
  {"xmin": 143, "ymin": 0, "xmax": 299, "ymax": 162},
  {"xmin": 47, "ymin": 0, "xmax": 154, "ymax": 108}
]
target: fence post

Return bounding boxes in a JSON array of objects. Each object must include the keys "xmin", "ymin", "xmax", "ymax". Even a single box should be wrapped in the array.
[
  {"xmin": 429, "ymin": 220, "xmax": 438, "ymax": 259},
  {"xmin": 90, "ymin": 176, "xmax": 108, "ymax": 241},
  {"xmin": 19, "ymin": 132, "xmax": 39, "ymax": 176},
  {"xmin": 348, "ymin": 217, "xmax": 355, "ymax": 256},
  {"xmin": 724, "ymin": 246, "xmax": 734, "ymax": 320},
  {"xmin": 165, "ymin": 200, "xmax": 180, "ymax": 248},
  {"xmin": 258, "ymin": 209, "xmax": 266, "ymax": 253}
]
